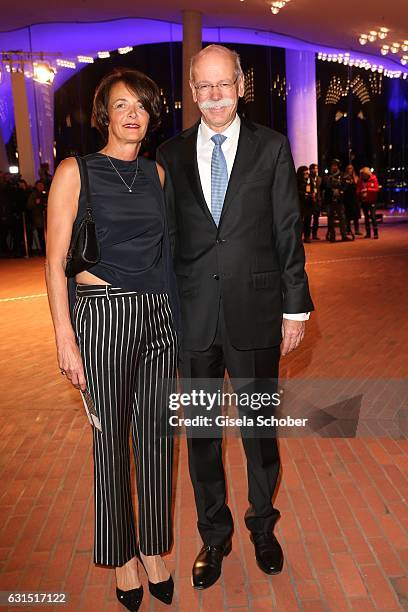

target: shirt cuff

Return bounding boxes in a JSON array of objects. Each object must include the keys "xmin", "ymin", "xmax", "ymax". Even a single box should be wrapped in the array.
[{"xmin": 283, "ymin": 312, "xmax": 310, "ymax": 321}]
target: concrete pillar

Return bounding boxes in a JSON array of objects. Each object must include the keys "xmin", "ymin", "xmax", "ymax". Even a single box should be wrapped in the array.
[
  {"xmin": 0, "ymin": 128, "xmax": 8, "ymax": 173},
  {"xmin": 34, "ymin": 81, "xmax": 55, "ymax": 174},
  {"xmin": 182, "ymin": 10, "xmax": 202, "ymax": 130},
  {"xmin": 11, "ymin": 70, "xmax": 36, "ymax": 184},
  {"xmin": 285, "ymin": 50, "xmax": 318, "ymax": 169}
]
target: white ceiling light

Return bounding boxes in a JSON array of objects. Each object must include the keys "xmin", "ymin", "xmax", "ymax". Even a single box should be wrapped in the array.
[
  {"xmin": 118, "ymin": 46, "xmax": 133, "ymax": 54},
  {"xmin": 270, "ymin": 0, "xmax": 290, "ymax": 14},
  {"xmin": 317, "ymin": 52, "xmax": 407, "ymax": 80},
  {"xmin": 77, "ymin": 55, "xmax": 94, "ymax": 63},
  {"xmin": 33, "ymin": 61, "xmax": 56, "ymax": 85},
  {"xmin": 56, "ymin": 59, "xmax": 76, "ymax": 69}
]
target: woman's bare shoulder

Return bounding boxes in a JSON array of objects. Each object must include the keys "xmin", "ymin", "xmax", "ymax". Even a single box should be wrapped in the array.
[
  {"xmin": 56, "ymin": 157, "xmax": 79, "ymax": 173},
  {"xmin": 54, "ymin": 157, "xmax": 80, "ymax": 181},
  {"xmin": 48, "ymin": 157, "xmax": 80, "ymax": 202}
]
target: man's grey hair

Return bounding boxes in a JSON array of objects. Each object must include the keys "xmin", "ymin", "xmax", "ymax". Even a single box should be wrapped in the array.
[{"xmin": 189, "ymin": 44, "xmax": 243, "ymax": 83}]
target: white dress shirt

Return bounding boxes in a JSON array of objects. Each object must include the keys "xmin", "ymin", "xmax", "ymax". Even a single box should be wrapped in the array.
[
  {"xmin": 197, "ymin": 114, "xmax": 241, "ymax": 207},
  {"xmin": 196, "ymin": 115, "xmax": 309, "ymax": 322}
]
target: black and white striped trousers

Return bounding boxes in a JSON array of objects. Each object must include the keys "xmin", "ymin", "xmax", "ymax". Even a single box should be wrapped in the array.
[{"xmin": 73, "ymin": 285, "xmax": 177, "ymax": 566}]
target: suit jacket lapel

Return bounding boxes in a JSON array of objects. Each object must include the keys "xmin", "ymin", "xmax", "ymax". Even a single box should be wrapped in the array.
[
  {"xmin": 182, "ymin": 123, "xmax": 216, "ymax": 226},
  {"xmin": 180, "ymin": 117, "xmax": 258, "ymax": 229},
  {"xmin": 219, "ymin": 119, "xmax": 258, "ymax": 225}
]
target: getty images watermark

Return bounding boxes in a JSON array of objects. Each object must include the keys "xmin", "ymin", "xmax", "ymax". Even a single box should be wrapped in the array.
[
  {"xmin": 168, "ymin": 389, "xmax": 308, "ymax": 431},
  {"xmin": 163, "ymin": 378, "xmax": 407, "ymax": 439}
]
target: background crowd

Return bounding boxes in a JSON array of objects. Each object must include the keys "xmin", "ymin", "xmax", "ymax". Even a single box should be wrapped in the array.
[
  {"xmin": 1, "ymin": 156, "xmax": 383, "ymax": 258},
  {"xmin": 0, "ymin": 163, "xmax": 52, "ymax": 257},
  {"xmin": 297, "ymin": 160, "xmax": 380, "ymax": 243}
]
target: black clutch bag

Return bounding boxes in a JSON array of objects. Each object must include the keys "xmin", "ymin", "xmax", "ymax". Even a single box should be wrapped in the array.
[{"xmin": 65, "ymin": 156, "xmax": 100, "ymax": 278}]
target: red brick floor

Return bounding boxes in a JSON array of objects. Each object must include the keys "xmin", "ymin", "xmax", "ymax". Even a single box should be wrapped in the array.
[{"xmin": 0, "ymin": 224, "xmax": 407, "ymax": 611}]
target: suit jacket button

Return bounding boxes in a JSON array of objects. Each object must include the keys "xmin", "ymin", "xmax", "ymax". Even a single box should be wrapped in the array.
[{"xmin": 213, "ymin": 274, "xmax": 219, "ymax": 280}]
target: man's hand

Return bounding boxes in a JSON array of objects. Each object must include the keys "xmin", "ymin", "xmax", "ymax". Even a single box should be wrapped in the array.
[{"xmin": 281, "ymin": 319, "xmax": 305, "ymax": 357}]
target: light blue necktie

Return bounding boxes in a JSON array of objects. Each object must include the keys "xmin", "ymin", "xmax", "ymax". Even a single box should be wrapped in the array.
[{"xmin": 211, "ymin": 134, "xmax": 228, "ymax": 226}]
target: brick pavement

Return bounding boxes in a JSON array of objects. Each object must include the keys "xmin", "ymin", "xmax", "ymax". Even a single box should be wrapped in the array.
[{"xmin": 0, "ymin": 224, "xmax": 407, "ymax": 611}]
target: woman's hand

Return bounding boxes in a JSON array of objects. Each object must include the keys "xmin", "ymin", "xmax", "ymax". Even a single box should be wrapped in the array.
[{"xmin": 57, "ymin": 337, "xmax": 87, "ymax": 390}]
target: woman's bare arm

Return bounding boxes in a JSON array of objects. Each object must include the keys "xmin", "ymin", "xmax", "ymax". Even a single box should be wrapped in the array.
[{"xmin": 45, "ymin": 157, "xmax": 86, "ymax": 390}]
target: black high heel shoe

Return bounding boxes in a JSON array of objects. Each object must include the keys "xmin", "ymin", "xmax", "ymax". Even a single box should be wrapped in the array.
[
  {"xmin": 136, "ymin": 546, "xmax": 174, "ymax": 605},
  {"xmin": 116, "ymin": 585, "xmax": 143, "ymax": 611}
]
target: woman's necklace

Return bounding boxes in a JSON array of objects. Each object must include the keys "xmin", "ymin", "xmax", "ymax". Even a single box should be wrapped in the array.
[{"xmin": 105, "ymin": 155, "xmax": 139, "ymax": 192}]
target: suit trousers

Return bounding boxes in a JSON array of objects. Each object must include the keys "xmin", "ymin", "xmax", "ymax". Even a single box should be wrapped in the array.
[
  {"xmin": 302, "ymin": 213, "xmax": 313, "ymax": 240},
  {"xmin": 180, "ymin": 301, "xmax": 281, "ymax": 546},
  {"xmin": 73, "ymin": 284, "xmax": 177, "ymax": 566},
  {"xmin": 327, "ymin": 201, "xmax": 347, "ymax": 239},
  {"xmin": 362, "ymin": 202, "xmax": 378, "ymax": 236},
  {"xmin": 312, "ymin": 207, "xmax": 320, "ymax": 237}
]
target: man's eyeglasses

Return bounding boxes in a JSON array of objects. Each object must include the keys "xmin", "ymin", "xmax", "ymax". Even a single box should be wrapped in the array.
[{"xmin": 193, "ymin": 76, "xmax": 239, "ymax": 95}]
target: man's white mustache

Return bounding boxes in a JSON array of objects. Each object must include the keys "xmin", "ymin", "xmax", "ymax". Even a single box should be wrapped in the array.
[{"xmin": 198, "ymin": 98, "xmax": 234, "ymax": 110}]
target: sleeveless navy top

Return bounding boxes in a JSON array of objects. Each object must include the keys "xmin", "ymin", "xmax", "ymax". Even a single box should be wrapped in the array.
[
  {"xmin": 68, "ymin": 153, "xmax": 181, "ymax": 341},
  {"xmin": 74, "ymin": 152, "xmax": 165, "ymax": 292}
]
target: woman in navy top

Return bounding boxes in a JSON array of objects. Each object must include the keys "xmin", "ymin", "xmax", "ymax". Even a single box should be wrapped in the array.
[{"xmin": 46, "ymin": 69, "xmax": 179, "ymax": 611}]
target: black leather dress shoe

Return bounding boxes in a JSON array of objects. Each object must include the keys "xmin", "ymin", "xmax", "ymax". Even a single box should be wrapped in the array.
[
  {"xmin": 250, "ymin": 533, "xmax": 284, "ymax": 575},
  {"xmin": 192, "ymin": 542, "xmax": 232, "ymax": 589}
]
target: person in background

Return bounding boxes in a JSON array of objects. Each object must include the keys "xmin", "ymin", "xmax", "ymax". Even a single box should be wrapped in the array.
[
  {"xmin": 321, "ymin": 159, "xmax": 351, "ymax": 242},
  {"xmin": 357, "ymin": 167, "xmax": 380, "ymax": 239},
  {"xmin": 0, "ymin": 173, "xmax": 14, "ymax": 255},
  {"xmin": 343, "ymin": 164, "xmax": 361, "ymax": 237},
  {"xmin": 26, "ymin": 180, "xmax": 47, "ymax": 255},
  {"xmin": 39, "ymin": 162, "xmax": 53, "ymax": 192},
  {"xmin": 7, "ymin": 179, "xmax": 29, "ymax": 257},
  {"xmin": 309, "ymin": 163, "xmax": 322, "ymax": 240},
  {"xmin": 297, "ymin": 166, "xmax": 314, "ymax": 243}
]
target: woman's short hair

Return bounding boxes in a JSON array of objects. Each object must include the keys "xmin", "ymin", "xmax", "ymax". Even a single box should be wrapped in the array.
[{"xmin": 92, "ymin": 68, "xmax": 162, "ymax": 142}]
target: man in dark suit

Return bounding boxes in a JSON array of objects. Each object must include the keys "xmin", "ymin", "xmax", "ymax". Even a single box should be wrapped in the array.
[{"xmin": 157, "ymin": 44, "xmax": 314, "ymax": 590}]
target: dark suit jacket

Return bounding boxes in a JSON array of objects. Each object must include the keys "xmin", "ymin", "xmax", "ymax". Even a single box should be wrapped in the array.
[{"xmin": 157, "ymin": 117, "xmax": 314, "ymax": 351}]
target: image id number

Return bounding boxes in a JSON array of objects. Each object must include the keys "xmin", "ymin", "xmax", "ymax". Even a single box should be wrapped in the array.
[{"xmin": 1, "ymin": 592, "xmax": 68, "ymax": 605}]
